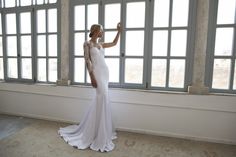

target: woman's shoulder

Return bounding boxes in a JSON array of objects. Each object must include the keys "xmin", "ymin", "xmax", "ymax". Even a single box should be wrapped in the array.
[{"xmin": 83, "ymin": 41, "xmax": 90, "ymax": 46}]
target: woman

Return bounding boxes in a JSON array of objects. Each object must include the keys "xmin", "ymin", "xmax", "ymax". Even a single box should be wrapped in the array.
[{"xmin": 58, "ymin": 23, "xmax": 122, "ymax": 152}]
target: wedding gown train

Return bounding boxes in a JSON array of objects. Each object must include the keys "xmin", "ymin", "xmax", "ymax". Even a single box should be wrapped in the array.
[{"xmin": 58, "ymin": 41, "xmax": 117, "ymax": 152}]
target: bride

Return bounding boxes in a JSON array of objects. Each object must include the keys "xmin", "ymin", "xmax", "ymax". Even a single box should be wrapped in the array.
[{"xmin": 58, "ymin": 22, "xmax": 122, "ymax": 152}]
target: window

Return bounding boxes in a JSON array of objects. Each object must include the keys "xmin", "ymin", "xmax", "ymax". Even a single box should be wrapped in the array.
[
  {"xmin": 104, "ymin": 2, "xmax": 121, "ymax": 84},
  {"xmin": 124, "ymin": 1, "xmax": 146, "ymax": 87},
  {"xmin": 70, "ymin": 0, "xmax": 194, "ymax": 91},
  {"xmin": 206, "ymin": 0, "xmax": 236, "ymax": 93},
  {"xmin": 36, "ymin": 8, "xmax": 58, "ymax": 82},
  {"xmin": 71, "ymin": 1, "xmax": 99, "ymax": 84},
  {"xmin": 151, "ymin": 0, "xmax": 190, "ymax": 90},
  {"xmin": 0, "ymin": 0, "xmax": 59, "ymax": 83}
]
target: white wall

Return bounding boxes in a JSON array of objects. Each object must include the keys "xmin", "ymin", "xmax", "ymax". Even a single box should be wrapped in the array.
[{"xmin": 0, "ymin": 83, "xmax": 236, "ymax": 145}]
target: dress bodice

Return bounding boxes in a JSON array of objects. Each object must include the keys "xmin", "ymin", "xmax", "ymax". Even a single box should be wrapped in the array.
[{"xmin": 89, "ymin": 46, "xmax": 107, "ymax": 68}]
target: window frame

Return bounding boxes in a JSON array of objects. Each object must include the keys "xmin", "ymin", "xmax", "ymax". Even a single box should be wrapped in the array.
[
  {"xmin": 0, "ymin": 0, "xmax": 61, "ymax": 84},
  {"xmin": 69, "ymin": 0, "xmax": 100, "ymax": 86},
  {"xmin": 205, "ymin": 0, "xmax": 236, "ymax": 94},
  {"xmin": 148, "ymin": 0, "xmax": 196, "ymax": 92},
  {"xmin": 70, "ymin": 0, "xmax": 196, "ymax": 92}
]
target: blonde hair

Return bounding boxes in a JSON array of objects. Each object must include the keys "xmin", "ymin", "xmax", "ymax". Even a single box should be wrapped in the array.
[{"xmin": 89, "ymin": 24, "xmax": 103, "ymax": 37}]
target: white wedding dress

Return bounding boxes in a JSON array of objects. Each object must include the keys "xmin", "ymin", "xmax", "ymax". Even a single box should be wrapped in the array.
[{"xmin": 58, "ymin": 41, "xmax": 117, "ymax": 152}]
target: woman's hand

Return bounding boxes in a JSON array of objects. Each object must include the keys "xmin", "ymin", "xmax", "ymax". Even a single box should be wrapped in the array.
[
  {"xmin": 117, "ymin": 22, "xmax": 122, "ymax": 33},
  {"xmin": 89, "ymin": 72, "xmax": 97, "ymax": 88}
]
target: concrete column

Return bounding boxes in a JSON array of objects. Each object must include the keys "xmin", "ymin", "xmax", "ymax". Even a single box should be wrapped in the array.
[
  {"xmin": 188, "ymin": 0, "xmax": 210, "ymax": 94},
  {"xmin": 57, "ymin": 0, "xmax": 71, "ymax": 86}
]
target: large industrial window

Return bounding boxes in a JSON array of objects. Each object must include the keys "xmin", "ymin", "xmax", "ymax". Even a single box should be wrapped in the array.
[
  {"xmin": 70, "ymin": 0, "xmax": 195, "ymax": 91},
  {"xmin": 0, "ymin": 0, "xmax": 59, "ymax": 83},
  {"xmin": 206, "ymin": 0, "xmax": 236, "ymax": 94}
]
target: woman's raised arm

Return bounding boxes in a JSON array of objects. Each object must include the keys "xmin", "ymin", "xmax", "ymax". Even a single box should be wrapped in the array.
[{"xmin": 102, "ymin": 22, "xmax": 122, "ymax": 48}]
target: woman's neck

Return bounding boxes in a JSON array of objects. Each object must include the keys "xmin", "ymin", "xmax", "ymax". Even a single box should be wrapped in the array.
[{"xmin": 90, "ymin": 37, "xmax": 98, "ymax": 44}]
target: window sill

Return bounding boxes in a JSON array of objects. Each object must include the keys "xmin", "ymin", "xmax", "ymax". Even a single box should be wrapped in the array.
[{"xmin": 0, "ymin": 81, "xmax": 235, "ymax": 97}]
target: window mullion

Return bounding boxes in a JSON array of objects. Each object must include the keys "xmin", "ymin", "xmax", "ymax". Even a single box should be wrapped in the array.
[
  {"xmin": 16, "ymin": 10, "xmax": 21, "ymax": 80},
  {"xmin": 32, "ymin": 8, "xmax": 37, "ymax": 82},
  {"xmin": 84, "ymin": 2, "xmax": 88, "ymax": 84},
  {"xmin": 99, "ymin": 0, "xmax": 103, "ymax": 26},
  {"xmin": 45, "ymin": 8, "xmax": 49, "ymax": 82},
  {"xmin": 205, "ymin": 0, "xmax": 218, "ymax": 90},
  {"xmin": 183, "ymin": 0, "xmax": 195, "ymax": 90},
  {"xmin": 146, "ymin": 0, "xmax": 155, "ymax": 89},
  {"xmin": 2, "ymin": 12, "xmax": 8, "ymax": 80},
  {"xmin": 165, "ymin": 0, "xmax": 173, "ymax": 88},
  {"xmin": 229, "ymin": 25, "xmax": 236, "ymax": 91},
  {"xmin": 142, "ymin": 0, "xmax": 151, "ymax": 89},
  {"xmin": 120, "ymin": 0, "xmax": 126, "ymax": 85}
]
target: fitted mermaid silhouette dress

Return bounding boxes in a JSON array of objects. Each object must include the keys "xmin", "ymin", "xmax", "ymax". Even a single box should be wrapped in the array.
[{"xmin": 58, "ymin": 41, "xmax": 117, "ymax": 152}]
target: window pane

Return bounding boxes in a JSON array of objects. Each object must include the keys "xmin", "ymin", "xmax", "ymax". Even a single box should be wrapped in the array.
[
  {"xmin": 105, "ymin": 58, "xmax": 119, "ymax": 83},
  {"xmin": 37, "ymin": 0, "xmax": 44, "ymax": 5},
  {"xmin": 37, "ymin": 10, "xmax": 46, "ymax": 33},
  {"xmin": 20, "ymin": 12, "xmax": 31, "ymax": 34},
  {"xmin": 126, "ymin": 2, "xmax": 145, "ymax": 28},
  {"xmin": 0, "ymin": 37, "xmax": 2, "ymax": 56},
  {"xmin": 212, "ymin": 59, "xmax": 231, "ymax": 89},
  {"xmin": 48, "ymin": 59, "xmax": 57, "ymax": 82},
  {"xmin": 74, "ymin": 33, "xmax": 85, "ymax": 56},
  {"xmin": 7, "ymin": 58, "xmax": 18, "ymax": 78},
  {"xmin": 126, "ymin": 31, "xmax": 144, "ymax": 56},
  {"xmin": 48, "ymin": 9, "xmax": 57, "ymax": 32},
  {"xmin": 21, "ymin": 36, "xmax": 31, "ymax": 56},
  {"xmin": 49, "ymin": 0, "xmax": 57, "ymax": 3},
  {"xmin": 234, "ymin": 60, "xmax": 236, "ymax": 90},
  {"xmin": 170, "ymin": 30, "xmax": 187, "ymax": 56},
  {"xmin": 0, "ymin": 58, "xmax": 4, "ymax": 79},
  {"xmin": 48, "ymin": 35, "xmax": 57, "ymax": 56},
  {"xmin": 74, "ymin": 5, "xmax": 85, "ymax": 30},
  {"xmin": 169, "ymin": 59, "xmax": 185, "ymax": 88},
  {"xmin": 104, "ymin": 31, "xmax": 120, "ymax": 56},
  {"xmin": 217, "ymin": 0, "xmax": 236, "ymax": 24},
  {"xmin": 74, "ymin": 58, "xmax": 85, "ymax": 83},
  {"xmin": 105, "ymin": 3, "xmax": 120, "ymax": 29},
  {"xmin": 125, "ymin": 59, "xmax": 143, "ymax": 84},
  {"xmin": 151, "ymin": 59, "xmax": 167, "ymax": 87},
  {"xmin": 87, "ymin": 4, "xmax": 98, "ymax": 30},
  {"xmin": 153, "ymin": 30, "xmax": 168, "ymax": 56},
  {"xmin": 7, "ymin": 36, "xmax": 17, "ymax": 56},
  {"xmin": 5, "ymin": 0, "xmax": 15, "ymax": 8},
  {"xmin": 0, "ymin": 14, "xmax": 2, "ymax": 34},
  {"xmin": 21, "ymin": 58, "xmax": 32, "ymax": 79},
  {"xmin": 38, "ymin": 59, "xmax": 46, "ymax": 81},
  {"xmin": 214, "ymin": 28, "xmax": 234, "ymax": 56},
  {"xmin": 20, "ymin": 0, "xmax": 31, "ymax": 6},
  {"xmin": 6, "ymin": 14, "xmax": 16, "ymax": 34},
  {"xmin": 172, "ymin": 0, "xmax": 189, "ymax": 27},
  {"xmin": 37, "ymin": 35, "xmax": 46, "ymax": 56},
  {"xmin": 153, "ymin": 0, "xmax": 169, "ymax": 27},
  {"xmin": 85, "ymin": 70, "xmax": 91, "ymax": 83}
]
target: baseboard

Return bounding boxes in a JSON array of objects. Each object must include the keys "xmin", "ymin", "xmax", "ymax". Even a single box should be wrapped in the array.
[
  {"xmin": 117, "ymin": 127, "xmax": 236, "ymax": 146},
  {"xmin": 0, "ymin": 111, "xmax": 235, "ymax": 146},
  {"xmin": 0, "ymin": 111, "xmax": 78, "ymax": 125}
]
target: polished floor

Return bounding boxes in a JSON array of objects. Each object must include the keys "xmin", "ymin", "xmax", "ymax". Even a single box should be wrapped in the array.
[{"xmin": 0, "ymin": 114, "xmax": 235, "ymax": 157}]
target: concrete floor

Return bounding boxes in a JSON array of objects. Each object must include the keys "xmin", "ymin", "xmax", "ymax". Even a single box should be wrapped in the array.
[{"xmin": 0, "ymin": 114, "xmax": 236, "ymax": 157}]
